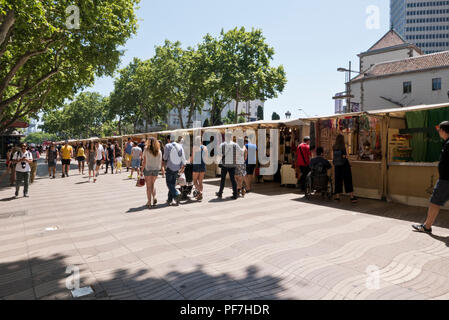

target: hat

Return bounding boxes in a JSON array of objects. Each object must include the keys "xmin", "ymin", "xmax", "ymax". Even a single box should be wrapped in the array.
[{"xmin": 303, "ymin": 136, "xmax": 311, "ymax": 141}]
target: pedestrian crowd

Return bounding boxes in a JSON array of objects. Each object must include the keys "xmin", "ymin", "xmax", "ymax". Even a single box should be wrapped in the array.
[{"xmin": 3, "ymin": 121, "xmax": 449, "ymax": 237}]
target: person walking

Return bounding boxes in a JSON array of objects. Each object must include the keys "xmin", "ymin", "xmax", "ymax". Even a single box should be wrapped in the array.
[
  {"xmin": 76, "ymin": 143, "xmax": 86, "ymax": 175},
  {"xmin": 29, "ymin": 143, "xmax": 40, "ymax": 184},
  {"xmin": 94, "ymin": 141, "xmax": 105, "ymax": 183},
  {"xmin": 142, "ymin": 137, "xmax": 163, "ymax": 208},
  {"xmin": 86, "ymin": 142, "xmax": 96, "ymax": 182},
  {"xmin": 190, "ymin": 136, "xmax": 207, "ymax": 201},
  {"xmin": 413, "ymin": 121, "xmax": 449, "ymax": 234},
  {"xmin": 60, "ymin": 140, "xmax": 73, "ymax": 178},
  {"xmin": 163, "ymin": 136, "xmax": 186, "ymax": 206},
  {"xmin": 244, "ymin": 138, "xmax": 257, "ymax": 193},
  {"xmin": 12, "ymin": 143, "xmax": 33, "ymax": 198},
  {"xmin": 129, "ymin": 142, "xmax": 142, "ymax": 179},
  {"xmin": 159, "ymin": 140, "xmax": 166, "ymax": 178},
  {"xmin": 333, "ymin": 134, "xmax": 357, "ymax": 203},
  {"xmin": 105, "ymin": 142, "xmax": 115, "ymax": 174},
  {"xmin": 234, "ymin": 138, "xmax": 248, "ymax": 198},
  {"xmin": 295, "ymin": 137, "xmax": 312, "ymax": 192},
  {"xmin": 216, "ymin": 132, "xmax": 240, "ymax": 200},
  {"xmin": 114, "ymin": 142, "xmax": 123, "ymax": 174},
  {"xmin": 46, "ymin": 143, "xmax": 58, "ymax": 179},
  {"xmin": 124, "ymin": 138, "xmax": 133, "ymax": 172}
]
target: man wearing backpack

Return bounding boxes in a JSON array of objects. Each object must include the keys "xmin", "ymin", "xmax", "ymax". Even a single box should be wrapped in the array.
[
  {"xmin": 163, "ymin": 136, "xmax": 186, "ymax": 206},
  {"xmin": 12, "ymin": 143, "xmax": 33, "ymax": 198},
  {"xmin": 295, "ymin": 137, "xmax": 312, "ymax": 192}
]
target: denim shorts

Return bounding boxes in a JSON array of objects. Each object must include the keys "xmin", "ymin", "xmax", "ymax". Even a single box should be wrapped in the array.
[
  {"xmin": 131, "ymin": 159, "xmax": 140, "ymax": 169},
  {"xmin": 144, "ymin": 169, "xmax": 159, "ymax": 177},
  {"xmin": 430, "ymin": 179, "xmax": 449, "ymax": 206}
]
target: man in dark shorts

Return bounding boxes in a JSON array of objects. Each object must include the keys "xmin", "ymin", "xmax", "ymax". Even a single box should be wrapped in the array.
[{"xmin": 413, "ymin": 121, "xmax": 449, "ymax": 234}]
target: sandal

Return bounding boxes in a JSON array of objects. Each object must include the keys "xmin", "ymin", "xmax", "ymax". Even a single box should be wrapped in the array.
[
  {"xmin": 152, "ymin": 199, "xmax": 157, "ymax": 207},
  {"xmin": 350, "ymin": 197, "xmax": 358, "ymax": 203}
]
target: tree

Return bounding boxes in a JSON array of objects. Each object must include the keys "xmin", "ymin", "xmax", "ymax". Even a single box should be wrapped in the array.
[
  {"xmin": 271, "ymin": 112, "xmax": 280, "ymax": 120},
  {"xmin": 40, "ymin": 92, "xmax": 112, "ymax": 139},
  {"xmin": 24, "ymin": 132, "xmax": 58, "ymax": 144},
  {"xmin": 257, "ymin": 105, "xmax": 264, "ymax": 120},
  {"xmin": 150, "ymin": 41, "xmax": 210, "ymax": 129},
  {"xmin": 205, "ymin": 27, "xmax": 287, "ymax": 123},
  {"xmin": 203, "ymin": 118, "xmax": 210, "ymax": 128},
  {"xmin": 222, "ymin": 110, "xmax": 246, "ymax": 125},
  {"xmin": 0, "ymin": 0, "xmax": 140, "ymax": 133}
]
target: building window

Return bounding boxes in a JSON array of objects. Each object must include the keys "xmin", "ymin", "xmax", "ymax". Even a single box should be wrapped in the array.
[
  {"xmin": 403, "ymin": 81, "xmax": 412, "ymax": 94},
  {"xmin": 432, "ymin": 78, "xmax": 442, "ymax": 91}
]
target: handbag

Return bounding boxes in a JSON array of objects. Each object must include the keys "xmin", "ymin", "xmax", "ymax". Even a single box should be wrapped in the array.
[
  {"xmin": 136, "ymin": 174, "xmax": 145, "ymax": 187},
  {"xmin": 177, "ymin": 173, "xmax": 186, "ymax": 186}
]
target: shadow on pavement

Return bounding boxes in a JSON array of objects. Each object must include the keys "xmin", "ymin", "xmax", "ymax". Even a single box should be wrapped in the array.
[
  {"xmin": 0, "ymin": 254, "xmax": 289, "ymax": 300},
  {"xmin": 294, "ymin": 195, "xmax": 449, "ymax": 230}
]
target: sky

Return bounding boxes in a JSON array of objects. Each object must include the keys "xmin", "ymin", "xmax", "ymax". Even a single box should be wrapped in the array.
[{"xmin": 87, "ymin": 0, "xmax": 390, "ymax": 120}]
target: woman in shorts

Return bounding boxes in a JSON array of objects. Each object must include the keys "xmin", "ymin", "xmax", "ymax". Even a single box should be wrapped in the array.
[
  {"xmin": 142, "ymin": 138, "xmax": 163, "ymax": 208},
  {"xmin": 86, "ymin": 142, "xmax": 96, "ymax": 182},
  {"xmin": 76, "ymin": 143, "xmax": 86, "ymax": 175},
  {"xmin": 235, "ymin": 142, "xmax": 248, "ymax": 198},
  {"xmin": 114, "ymin": 142, "xmax": 123, "ymax": 174},
  {"xmin": 190, "ymin": 136, "xmax": 207, "ymax": 201}
]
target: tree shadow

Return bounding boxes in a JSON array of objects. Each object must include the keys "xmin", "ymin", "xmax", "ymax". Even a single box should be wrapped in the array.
[{"xmin": 0, "ymin": 254, "xmax": 290, "ymax": 300}]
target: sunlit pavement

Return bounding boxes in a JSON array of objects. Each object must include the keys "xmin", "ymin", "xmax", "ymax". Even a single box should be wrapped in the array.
[{"xmin": 1, "ymin": 160, "xmax": 449, "ymax": 300}]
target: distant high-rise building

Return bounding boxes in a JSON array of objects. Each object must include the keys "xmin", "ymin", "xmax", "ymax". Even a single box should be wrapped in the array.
[{"xmin": 391, "ymin": 0, "xmax": 449, "ymax": 54}]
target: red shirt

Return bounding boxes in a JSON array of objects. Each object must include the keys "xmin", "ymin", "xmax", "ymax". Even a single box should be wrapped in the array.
[{"xmin": 296, "ymin": 143, "xmax": 311, "ymax": 167}]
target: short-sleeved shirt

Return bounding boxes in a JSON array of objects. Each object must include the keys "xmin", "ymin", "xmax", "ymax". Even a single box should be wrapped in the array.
[
  {"xmin": 333, "ymin": 147, "xmax": 347, "ymax": 167},
  {"xmin": 245, "ymin": 143, "xmax": 257, "ymax": 165},
  {"xmin": 296, "ymin": 143, "xmax": 311, "ymax": 167},
  {"xmin": 125, "ymin": 142, "xmax": 133, "ymax": 155},
  {"xmin": 219, "ymin": 141, "xmax": 243, "ymax": 168},
  {"xmin": 131, "ymin": 146, "xmax": 142, "ymax": 160},
  {"xmin": 61, "ymin": 145, "xmax": 73, "ymax": 160},
  {"xmin": 77, "ymin": 147, "xmax": 85, "ymax": 157},
  {"xmin": 13, "ymin": 150, "xmax": 33, "ymax": 172},
  {"xmin": 163, "ymin": 142, "xmax": 186, "ymax": 172},
  {"xmin": 439, "ymin": 138, "xmax": 449, "ymax": 180},
  {"xmin": 107, "ymin": 146, "xmax": 114, "ymax": 159},
  {"xmin": 96, "ymin": 144, "xmax": 104, "ymax": 161}
]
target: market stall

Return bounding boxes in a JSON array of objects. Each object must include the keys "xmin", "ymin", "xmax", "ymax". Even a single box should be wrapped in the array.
[
  {"xmin": 367, "ymin": 103, "xmax": 449, "ymax": 209},
  {"xmin": 304, "ymin": 112, "xmax": 385, "ymax": 200}
]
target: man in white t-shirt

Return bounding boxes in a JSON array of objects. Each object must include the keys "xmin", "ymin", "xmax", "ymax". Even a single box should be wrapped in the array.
[
  {"xmin": 12, "ymin": 143, "xmax": 33, "ymax": 198},
  {"xmin": 94, "ymin": 141, "xmax": 105, "ymax": 183},
  {"xmin": 129, "ymin": 142, "xmax": 142, "ymax": 179}
]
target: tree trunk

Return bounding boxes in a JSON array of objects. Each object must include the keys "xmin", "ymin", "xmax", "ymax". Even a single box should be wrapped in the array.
[
  {"xmin": 0, "ymin": 10, "xmax": 15, "ymax": 48},
  {"xmin": 177, "ymin": 107, "xmax": 184, "ymax": 129}
]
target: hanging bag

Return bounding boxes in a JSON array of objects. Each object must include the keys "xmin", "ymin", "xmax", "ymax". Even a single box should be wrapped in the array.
[{"xmin": 136, "ymin": 173, "xmax": 145, "ymax": 187}]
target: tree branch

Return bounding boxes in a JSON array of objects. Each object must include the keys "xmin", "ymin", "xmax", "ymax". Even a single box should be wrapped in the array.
[
  {"xmin": 0, "ymin": 67, "xmax": 59, "ymax": 111},
  {"xmin": 0, "ymin": 10, "xmax": 15, "ymax": 48},
  {"xmin": 0, "ymin": 39, "xmax": 56, "ymax": 96}
]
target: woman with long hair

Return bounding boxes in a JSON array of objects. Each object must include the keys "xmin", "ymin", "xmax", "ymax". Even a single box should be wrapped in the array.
[
  {"xmin": 333, "ymin": 134, "xmax": 357, "ymax": 203},
  {"xmin": 76, "ymin": 143, "xmax": 86, "ymax": 175},
  {"xmin": 142, "ymin": 137, "xmax": 163, "ymax": 208},
  {"xmin": 190, "ymin": 136, "xmax": 207, "ymax": 201},
  {"xmin": 86, "ymin": 142, "xmax": 97, "ymax": 182}
]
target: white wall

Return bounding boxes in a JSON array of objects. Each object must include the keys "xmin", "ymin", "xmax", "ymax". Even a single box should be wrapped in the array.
[
  {"xmin": 360, "ymin": 48, "xmax": 420, "ymax": 72},
  {"xmin": 351, "ymin": 68, "xmax": 449, "ymax": 111}
]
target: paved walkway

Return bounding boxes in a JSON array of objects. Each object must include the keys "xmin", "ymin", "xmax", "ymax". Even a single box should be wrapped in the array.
[{"xmin": 1, "ymin": 160, "xmax": 449, "ymax": 300}]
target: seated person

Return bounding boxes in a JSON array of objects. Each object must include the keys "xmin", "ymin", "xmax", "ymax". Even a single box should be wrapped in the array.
[{"xmin": 310, "ymin": 147, "xmax": 332, "ymax": 175}]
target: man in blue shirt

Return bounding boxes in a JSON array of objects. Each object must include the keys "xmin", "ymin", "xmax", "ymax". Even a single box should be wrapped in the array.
[
  {"xmin": 244, "ymin": 138, "xmax": 257, "ymax": 193},
  {"xmin": 124, "ymin": 138, "xmax": 133, "ymax": 172},
  {"xmin": 163, "ymin": 136, "xmax": 186, "ymax": 206}
]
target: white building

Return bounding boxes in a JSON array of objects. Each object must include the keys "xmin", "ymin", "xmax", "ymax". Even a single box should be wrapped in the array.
[
  {"xmin": 348, "ymin": 29, "xmax": 449, "ymax": 111},
  {"xmin": 149, "ymin": 99, "xmax": 264, "ymax": 130}
]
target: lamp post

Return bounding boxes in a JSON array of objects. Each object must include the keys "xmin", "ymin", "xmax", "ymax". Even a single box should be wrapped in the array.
[
  {"xmin": 337, "ymin": 62, "xmax": 365, "ymax": 113},
  {"xmin": 285, "ymin": 111, "xmax": 292, "ymax": 119}
]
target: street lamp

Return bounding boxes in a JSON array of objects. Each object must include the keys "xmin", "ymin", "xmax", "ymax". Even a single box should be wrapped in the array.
[
  {"xmin": 337, "ymin": 63, "xmax": 369, "ymax": 113},
  {"xmin": 285, "ymin": 111, "xmax": 292, "ymax": 119}
]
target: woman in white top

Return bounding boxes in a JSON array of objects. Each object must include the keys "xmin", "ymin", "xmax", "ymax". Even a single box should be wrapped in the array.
[{"xmin": 142, "ymin": 137, "xmax": 163, "ymax": 208}]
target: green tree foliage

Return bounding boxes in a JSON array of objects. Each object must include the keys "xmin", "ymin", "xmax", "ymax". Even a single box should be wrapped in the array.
[
  {"xmin": 201, "ymin": 27, "xmax": 287, "ymax": 123},
  {"xmin": 271, "ymin": 112, "xmax": 281, "ymax": 120},
  {"xmin": 0, "ymin": 0, "xmax": 140, "ymax": 133},
  {"xmin": 24, "ymin": 131, "xmax": 58, "ymax": 144},
  {"xmin": 40, "ymin": 92, "xmax": 114, "ymax": 139}
]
